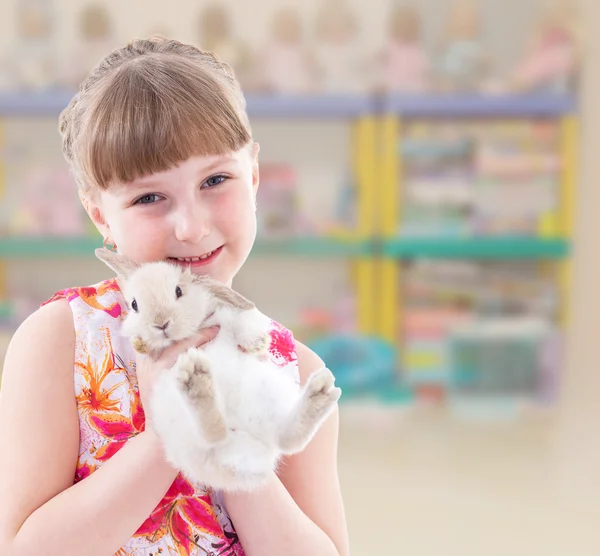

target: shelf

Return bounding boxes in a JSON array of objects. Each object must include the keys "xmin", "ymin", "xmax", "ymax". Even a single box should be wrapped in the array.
[
  {"xmin": 381, "ymin": 94, "xmax": 577, "ymax": 118},
  {"xmin": 0, "ymin": 91, "xmax": 577, "ymax": 118},
  {"xmin": 0, "ymin": 90, "xmax": 375, "ymax": 119},
  {"xmin": 0, "ymin": 90, "xmax": 73, "ymax": 116},
  {"xmin": 0, "ymin": 235, "xmax": 373, "ymax": 259},
  {"xmin": 0, "ymin": 236, "xmax": 571, "ymax": 259},
  {"xmin": 382, "ymin": 237, "xmax": 570, "ymax": 259},
  {"xmin": 251, "ymin": 236, "xmax": 373, "ymax": 256},
  {"xmin": 0, "ymin": 301, "xmax": 12, "ymax": 319},
  {"xmin": 0, "ymin": 236, "xmax": 101, "ymax": 257},
  {"xmin": 244, "ymin": 93, "xmax": 375, "ymax": 118}
]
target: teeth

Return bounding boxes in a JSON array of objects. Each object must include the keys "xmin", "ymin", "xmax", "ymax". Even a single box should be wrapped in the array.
[{"xmin": 173, "ymin": 250, "xmax": 214, "ymax": 262}]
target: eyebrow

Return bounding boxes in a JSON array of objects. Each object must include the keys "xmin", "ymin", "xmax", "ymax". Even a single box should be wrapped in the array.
[{"xmin": 115, "ymin": 154, "xmax": 237, "ymax": 193}]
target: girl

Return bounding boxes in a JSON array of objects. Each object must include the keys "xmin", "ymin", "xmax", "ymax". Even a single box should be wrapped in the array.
[{"xmin": 0, "ymin": 37, "xmax": 349, "ymax": 556}]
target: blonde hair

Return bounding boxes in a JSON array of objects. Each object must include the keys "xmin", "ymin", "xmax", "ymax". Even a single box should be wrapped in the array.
[{"xmin": 59, "ymin": 37, "xmax": 252, "ymax": 193}]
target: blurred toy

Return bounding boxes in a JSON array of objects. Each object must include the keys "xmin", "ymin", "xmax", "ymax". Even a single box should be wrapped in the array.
[
  {"xmin": 325, "ymin": 173, "xmax": 358, "ymax": 236},
  {"xmin": 0, "ymin": 0, "xmax": 58, "ymax": 91},
  {"xmin": 436, "ymin": 0, "xmax": 489, "ymax": 92},
  {"xmin": 307, "ymin": 334, "xmax": 400, "ymax": 398},
  {"xmin": 510, "ymin": 0, "xmax": 581, "ymax": 94},
  {"xmin": 257, "ymin": 7, "xmax": 316, "ymax": 95},
  {"xmin": 475, "ymin": 145, "xmax": 561, "ymax": 178},
  {"xmin": 197, "ymin": 3, "xmax": 255, "ymax": 90},
  {"xmin": 312, "ymin": 0, "xmax": 364, "ymax": 93},
  {"xmin": 332, "ymin": 286, "xmax": 356, "ymax": 335},
  {"xmin": 297, "ymin": 307, "xmax": 333, "ymax": 343},
  {"xmin": 10, "ymin": 165, "xmax": 86, "ymax": 236},
  {"xmin": 376, "ymin": 2, "xmax": 432, "ymax": 94},
  {"xmin": 255, "ymin": 164, "xmax": 313, "ymax": 238},
  {"xmin": 60, "ymin": 4, "xmax": 116, "ymax": 89}
]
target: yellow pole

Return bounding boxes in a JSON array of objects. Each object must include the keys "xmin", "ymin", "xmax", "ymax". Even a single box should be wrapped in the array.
[
  {"xmin": 557, "ymin": 115, "xmax": 579, "ymax": 329},
  {"xmin": 379, "ymin": 115, "xmax": 400, "ymax": 344},
  {"xmin": 353, "ymin": 116, "xmax": 377, "ymax": 335},
  {"xmin": 355, "ymin": 116, "xmax": 377, "ymax": 239}
]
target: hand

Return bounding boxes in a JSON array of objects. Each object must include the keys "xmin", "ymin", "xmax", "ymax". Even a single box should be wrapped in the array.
[{"xmin": 135, "ymin": 326, "xmax": 220, "ymax": 429}]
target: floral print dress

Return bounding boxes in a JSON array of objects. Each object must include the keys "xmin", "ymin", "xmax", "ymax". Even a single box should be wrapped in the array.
[{"xmin": 43, "ymin": 278, "xmax": 299, "ymax": 556}]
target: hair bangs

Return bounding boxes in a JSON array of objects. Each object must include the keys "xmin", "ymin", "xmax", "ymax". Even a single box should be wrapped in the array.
[{"xmin": 77, "ymin": 55, "xmax": 252, "ymax": 191}]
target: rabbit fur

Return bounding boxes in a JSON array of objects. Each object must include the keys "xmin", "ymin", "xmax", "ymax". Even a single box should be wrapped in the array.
[{"xmin": 95, "ymin": 248, "xmax": 341, "ymax": 492}]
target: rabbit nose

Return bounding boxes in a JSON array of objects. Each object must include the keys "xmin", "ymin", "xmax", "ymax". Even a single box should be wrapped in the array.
[{"xmin": 155, "ymin": 321, "xmax": 170, "ymax": 331}]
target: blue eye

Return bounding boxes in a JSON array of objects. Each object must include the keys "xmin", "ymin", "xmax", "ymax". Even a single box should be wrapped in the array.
[
  {"xmin": 203, "ymin": 175, "xmax": 227, "ymax": 189},
  {"xmin": 135, "ymin": 194, "xmax": 161, "ymax": 205}
]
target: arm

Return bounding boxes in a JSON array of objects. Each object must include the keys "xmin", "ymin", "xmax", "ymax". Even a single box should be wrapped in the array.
[
  {"xmin": 0, "ymin": 299, "xmax": 179, "ymax": 556},
  {"xmin": 223, "ymin": 341, "xmax": 350, "ymax": 556}
]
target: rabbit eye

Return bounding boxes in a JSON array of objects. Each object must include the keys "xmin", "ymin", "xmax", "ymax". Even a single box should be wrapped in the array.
[
  {"xmin": 175, "ymin": 286, "xmax": 183, "ymax": 299},
  {"xmin": 131, "ymin": 299, "xmax": 138, "ymax": 312}
]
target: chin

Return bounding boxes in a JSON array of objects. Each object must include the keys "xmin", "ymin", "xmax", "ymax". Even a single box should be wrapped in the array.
[{"xmin": 192, "ymin": 265, "xmax": 234, "ymax": 285}]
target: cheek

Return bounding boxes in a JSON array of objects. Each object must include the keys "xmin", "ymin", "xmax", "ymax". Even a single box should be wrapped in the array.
[
  {"xmin": 213, "ymin": 186, "xmax": 256, "ymax": 238},
  {"xmin": 111, "ymin": 212, "xmax": 170, "ymax": 262}
]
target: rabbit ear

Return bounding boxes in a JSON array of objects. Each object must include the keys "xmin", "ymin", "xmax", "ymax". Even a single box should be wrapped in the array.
[
  {"xmin": 95, "ymin": 248, "xmax": 140, "ymax": 279},
  {"xmin": 193, "ymin": 275, "xmax": 255, "ymax": 310}
]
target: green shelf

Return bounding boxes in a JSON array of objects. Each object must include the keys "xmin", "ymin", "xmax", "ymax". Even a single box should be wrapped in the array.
[
  {"xmin": 0, "ymin": 235, "xmax": 571, "ymax": 260},
  {"xmin": 251, "ymin": 236, "xmax": 373, "ymax": 256},
  {"xmin": 0, "ymin": 301, "xmax": 12, "ymax": 319},
  {"xmin": 0, "ymin": 235, "xmax": 374, "ymax": 259},
  {"xmin": 382, "ymin": 237, "xmax": 570, "ymax": 259},
  {"xmin": 0, "ymin": 236, "xmax": 102, "ymax": 257}
]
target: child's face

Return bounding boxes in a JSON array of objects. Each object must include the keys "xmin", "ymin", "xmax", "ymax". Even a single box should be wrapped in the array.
[{"xmin": 87, "ymin": 145, "xmax": 259, "ymax": 286}]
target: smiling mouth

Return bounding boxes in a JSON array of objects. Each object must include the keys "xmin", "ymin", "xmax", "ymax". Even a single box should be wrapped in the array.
[
  {"xmin": 171, "ymin": 251, "xmax": 215, "ymax": 262},
  {"xmin": 167, "ymin": 246, "xmax": 223, "ymax": 265}
]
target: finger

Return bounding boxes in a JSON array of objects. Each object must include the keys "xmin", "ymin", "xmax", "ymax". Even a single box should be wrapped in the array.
[
  {"xmin": 157, "ymin": 326, "xmax": 220, "ymax": 365},
  {"xmin": 196, "ymin": 325, "xmax": 220, "ymax": 347}
]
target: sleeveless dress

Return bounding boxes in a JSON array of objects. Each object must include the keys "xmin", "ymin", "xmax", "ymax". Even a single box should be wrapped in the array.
[{"xmin": 42, "ymin": 278, "xmax": 299, "ymax": 556}]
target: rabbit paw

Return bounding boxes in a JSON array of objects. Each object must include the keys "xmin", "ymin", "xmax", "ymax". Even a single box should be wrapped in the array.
[
  {"xmin": 278, "ymin": 368, "xmax": 341, "ymax": 454},
  {"xmin": 131, "ymin": 336, "xmax": 148, "ymax": 354},
  {"xmin": 304, "ymin": 368, "xmax": 342, "ymax": 411},
  {"xmin": 238, "ymin": 333, "xmax": 272, "ymax": 355},
  {"xmin": 176, "ymin": 348, "xmax": 213, "ymax": 400},
  {"xmin": 233, "ymin": 309, "xmax": 272, "ymax": 355}
]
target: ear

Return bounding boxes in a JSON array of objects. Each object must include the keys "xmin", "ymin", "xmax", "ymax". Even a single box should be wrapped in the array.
[
  {"xmin": 95, "ymin": 248, "xmax": 140, "ymax": 279},
  {"xmin": 80, "ymin": 190, "xmax": 111, "ymax": 240},
  {"xmin": 193, "ymin": 275, "xmax": 255, "ymax": 310}
]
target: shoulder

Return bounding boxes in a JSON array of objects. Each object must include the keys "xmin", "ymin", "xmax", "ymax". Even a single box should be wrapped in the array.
[
  {"xmin": 4, "ymin": 298, "xmax": 75, "ymax": 381},
  {"xmin": 294, "ymin": 341, "xmax": 326, "ymax": 386},
  {"xmin": 13, "ymin": 297, "xmax": 74, "ymax": 343}
]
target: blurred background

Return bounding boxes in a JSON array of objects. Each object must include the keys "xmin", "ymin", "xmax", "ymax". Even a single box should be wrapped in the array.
[{"xmin": 0, "ymin": 0, "xmax": 599, "ymax": 554}]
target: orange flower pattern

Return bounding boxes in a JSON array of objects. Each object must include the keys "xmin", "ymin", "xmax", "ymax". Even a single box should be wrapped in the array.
[{"xmin": 42, "ymin": 278, "xmax": 299, "ymax": 555}]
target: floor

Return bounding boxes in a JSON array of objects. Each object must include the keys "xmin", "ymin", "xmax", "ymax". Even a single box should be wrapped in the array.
[{"xmin": 337, "ymin": 403, "xmax": 600, "ymax": 556}]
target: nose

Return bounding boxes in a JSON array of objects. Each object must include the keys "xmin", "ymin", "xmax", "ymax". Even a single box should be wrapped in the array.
[
  {"xmin": 173, "ymin": 202, "xmax": 211, "ymax": 243},
  {"xmin": 154, "ymin": 321, "xmax": 170, "ymax": 331}
]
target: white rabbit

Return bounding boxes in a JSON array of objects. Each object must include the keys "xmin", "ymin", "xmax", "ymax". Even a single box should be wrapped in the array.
[{"xmin": 95, "ymin": 248, "xmax": 341, "ymax": 492}]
